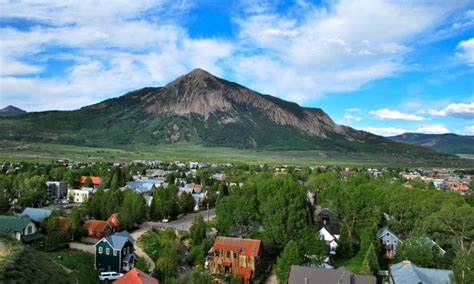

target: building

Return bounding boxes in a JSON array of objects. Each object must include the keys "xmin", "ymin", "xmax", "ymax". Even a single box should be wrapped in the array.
[
  {"xmin": 80, "ymin": 176, "xmax": 101, "ymax": 188},
  {"xmin": 20, "ymin": 207, "xmax": 53, "ymax": 225},
  {"xmin": 0, "ymin": 215, "xmax": 44, "ymax": 245},
  {"xmin": 208, "ymin": 237, "xmax": 261, "ymax": 284},
  {"xmin": 85, "ymin": 220, "xmax": 113, "ymax": 239},
  {"xmin": 378, "ymin": 226, "xmax": 400, "ymax": 259},
  {"xmin": 45, "ymin": 181, "xmax": 68, "ymax": 200},
  {"xmin": 94, "ymin": 231, "xmax": 135, "ymax": 273},
  {"xmin": 68, "ymin": 188, "xmax": 93, "ymax": 203},
  {"xmin": 390, "ymin": 261, "xmax": 453, "ymax": 284},
  {"xmin": 319, "ymin": 226, "xmax": 340, "ymax": 255},
  {"xmin": 288, "ymin": 265, "xmax": 376, "ymax": 284},
  {"xmin": 107, "ymin": 214, "xmax": 121, "ymax": 233},
  {"xmin": 113, "ymin": 268, "xmax": 159, "ymax": 284}
]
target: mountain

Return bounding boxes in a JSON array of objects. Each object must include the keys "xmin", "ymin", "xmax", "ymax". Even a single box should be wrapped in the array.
[
  {"xmin": 389, "ymin": 133, "xmax": 474, "ymax": 155},
  {"xmin": 0, "ymin": 105, "xmax": 26, "ymax": 117},
  {"xmin": 0, "ymin": 69, "xmax": 456, "ymax": 161}
]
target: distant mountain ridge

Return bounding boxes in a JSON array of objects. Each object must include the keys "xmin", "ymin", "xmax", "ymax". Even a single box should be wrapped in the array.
[
  {"xmin": 0, "ymin": 105, "xmax": 26, "ymax": 117},
  {"xmin": 0, "ymin": 69, "xmax": 458, "ymax": 162},
  {"xmin": 389, "ymin": 133, "xmax": 474, "ymax": 154}
]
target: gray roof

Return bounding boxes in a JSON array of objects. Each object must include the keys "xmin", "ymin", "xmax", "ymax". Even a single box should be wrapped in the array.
[
  {"xmin": 390, "ymin": 261, "xmax": 453, "ymax": 284},
  {"xmin": 20, "ymin": 208, "xmax": 52, "ymax": 223},
  {"xmin": 288, "ymin": 266, "xmax": 376, "ymax": 284},
  {"xmin": 104, "ymin": 231, "xmax": 135, "ymax": 250},
  {"xmin": 378, "ymin": 226, "xmax": 400, "ymax": 241}
]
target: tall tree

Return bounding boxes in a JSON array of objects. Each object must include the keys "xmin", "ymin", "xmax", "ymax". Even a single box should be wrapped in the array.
[
  {"xmin": 151, "ymin": 185, "xmax": 178, "ymax": 220},
  {"xmin": 190, "ymin": 215, "xmax": 207, "ymax": 246},
  {"xmin": 395, "ymin": 236, "xmax": 439, "ymax": 268},
  {"xmin": 361, "ymin": 244, "xmax": 379, "ymax": 276},
  {"xmin": 298, "ymin": 227, "xmax": 327, "ymax": 266},
  {"xmin": 452, "ymin": 247, "xmax": 474, "ymax": 284},
  {"xmin": 273, "ymin": 240, "xmax": 301, "ymax": 284},
  {"xmin": 338, "ymin": 219, "xmax": 354, "ymax": 258}
]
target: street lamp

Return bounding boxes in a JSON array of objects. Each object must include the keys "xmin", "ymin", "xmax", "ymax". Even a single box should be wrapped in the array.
[{"xmin": 207, "ymin": 202, "xmax": 210, "ymax": 222}]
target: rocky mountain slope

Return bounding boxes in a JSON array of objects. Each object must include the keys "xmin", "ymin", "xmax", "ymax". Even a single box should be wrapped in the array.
[
  {"xmin": 0, "ymin": 105, "xmax": 26, "ymax": 117},
  {"xmin": 0, "ymin": 69, "xmax": 452, "ymax": 159}
]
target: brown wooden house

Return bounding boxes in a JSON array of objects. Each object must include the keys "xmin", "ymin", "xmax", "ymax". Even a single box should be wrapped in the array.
[
  {"xmin": 208, "ymin": 237, "xmax": 261, "ymax": 284},
  {"xmin": 84, "ymin": 220, "xmax": 112, "ymax": 239}
]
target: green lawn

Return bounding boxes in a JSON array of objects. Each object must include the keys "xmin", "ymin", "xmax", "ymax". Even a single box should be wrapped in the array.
[
  {"xmin": 1, "ymin": 140, "xmax": 468, "ymax": 167},
  {"xmin": 332, "ymin": 254, "xmax": 366, "ymax": 275},
  {"xmin": 48, "ymin": 249, "xmax": 101, "ymax": 284},
  {"xmin": 138, "ymin": 230, "xmax": 161, "ymax": 262}
]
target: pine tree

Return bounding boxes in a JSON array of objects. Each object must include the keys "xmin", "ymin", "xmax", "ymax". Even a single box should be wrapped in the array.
[
  {"xmin": 362, "ymin": 244, "xmax": 379, "ymax": 275},
  {"xmin": 274, "ymin": 240, "xmax": 301, "ymax": 284},
  {"xmin": 338, "ymin": 219, "xmax": 354, "ymax": 258}
]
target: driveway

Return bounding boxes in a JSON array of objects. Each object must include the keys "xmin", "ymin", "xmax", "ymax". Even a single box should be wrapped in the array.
[
  {"xmin": 143, "ymin": 208, "xmax": 216, "ymax": 232},
  {"xmin": 69, "ymin": 242, "xmax": 95, "ymax": 254}
]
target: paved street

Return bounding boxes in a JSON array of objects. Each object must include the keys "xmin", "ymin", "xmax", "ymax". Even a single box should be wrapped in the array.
[{"xmin": 142, "ymin": 208, "xmax": 216, "ymax": 232}]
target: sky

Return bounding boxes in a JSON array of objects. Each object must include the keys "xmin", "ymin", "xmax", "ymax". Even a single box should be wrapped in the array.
[{"xmin": 0, "ymin": 0, "xmax": 473, "ymax": 136}]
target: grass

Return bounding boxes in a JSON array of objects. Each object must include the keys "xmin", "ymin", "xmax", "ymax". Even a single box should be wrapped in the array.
[
  {"xmin": 138, "ymin": 230, "xmax": 161, "ymax": 262},
  {"xmin": 1, "ymin": 140, "xmax": 471, "ymax": 167},
  {"xmin": 48, "ymin": 249, "xmax": 101, "ymax": 284},
  {"xmin": 0, "ymin": 236, "xmax": 75, "ymax": 283},
  {"xmin": 332, "ymin": 254, "xmax": 366, "ymax": 275}
]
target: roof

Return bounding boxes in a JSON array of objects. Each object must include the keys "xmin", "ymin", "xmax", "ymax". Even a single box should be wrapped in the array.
[
  {"xmin": 127, "ymin": 181, "xmax": 155, "ymax": 194},
  {"xmin": 211, "ymin": 237, "xmax": 261, "ymax": 257},
  {"xmin": 0, "ymin": 215, "xmax": 32, "ymax": 234},
  {"xmin": 107, "ymin": 214, "xmax": 120, "ymax": 228},
  {"xmin": 104, "ymin": 231, "xmax": 135, "ymax": 250},
  {"xmin": 378, "ymin": 226, "xmax": 400, "ymax": 241},
  {"xmin": 57, "ymin": 216, "xmax": 71, "ymax": 231},
  {"xmin": 85, "ymin": 220, "xmax": 110, "ymax": 233},
  {"xmin": 113, "ymin": 268, "xmax": 159, "ymax": 284},
  {"xmin": 80, "ymin": 176, "xmax": 101, "ymax": 185},
  {"xmin": 288, "ymin": 266, "xmax": 376, "ymax": 284},
  {"xmin": 235, "ymin": 267, "xmax": 252, "ymax": 281},
  {"xmin": 22, "ymin": 231, "xmax": 44, "ymax": 243},
  {"xmin": 390, "ymin": 261, "xmax": 453, "ymax": 284},
  {"xmin": 20, "ymin": 208, "xmax": 52, "ymax": 223}
]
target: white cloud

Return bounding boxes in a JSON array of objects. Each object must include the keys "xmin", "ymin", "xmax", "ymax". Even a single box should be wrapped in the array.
[
  {"xmin": 456, "ymin": 38, "xmax": 474, "ymax": 65},
  {"xmin": 428, "ymin": 102, "xmax": 474, "ymax": 119},
  {"xmin": 346, "ymin": 108, "xmax": 362, "ymax": 112},
  {"xmin": 344, "ymin": 112, "xmax": 362, "ymax": 122},
  {"xmin": 358, "ymin": 127, "xmax": 408, "ymax": 136},
  {"xmin": 465, "ymin": 125, "xmax": 474, "ymax": 135},
  {"xmin": 369, "ymin": 108, "xmax": 425, "ymax": 121},
  {"xmin": 415, "ymin": 124, "xmax": 450, "ymax": 134},
  {"xmin": 0, "ymin": 56, "xmax": 42, "ymax": 75}
]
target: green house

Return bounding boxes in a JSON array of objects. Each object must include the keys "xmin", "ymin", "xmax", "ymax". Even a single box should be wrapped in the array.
[
  {"xmin": 0, "ymin": 215, "xmax": 44, "ymax": 245},
  {"xmin": 94, "ymin": 231, "xmax": 135, "ymax": 273}
]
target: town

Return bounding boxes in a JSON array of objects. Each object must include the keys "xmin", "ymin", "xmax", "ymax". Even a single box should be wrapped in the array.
[{"xmin": 0, "ymin": 159, "xmax": 472, "ymax": 283}]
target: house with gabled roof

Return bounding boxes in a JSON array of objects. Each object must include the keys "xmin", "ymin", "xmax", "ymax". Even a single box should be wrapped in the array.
[
  {"xmin": 390, "ymin": 261, "xmax": 453, "ymax": 284},
  {"xmin": 85, "ymin": 220, "xmax": 112, "ymax": 239},
  {"xmin": 113, "ymin": 268, "xmax": 159, "ymax": 284},
  {"xmin": 95, "ymin": 231, "xmax": 135, "ymax": 273},
  {"xmin": 20, "ymin": 207, "xmax": 52, "ymax": 225},
  {"xmin": 378, "ymin": 226, "xmax": 400, "ymax": 259},
  {"xmin": 288, "ymin": 265, "xmax": 376, "ymax": 284},
  {"xmin": 208, "ymin": 237, "xmax": 261, "ymax": 284},
  {"xmin": 0, "ymin": 215, "xmax": 44, "ymax": 245},
  {"xmin": 80, "ymin": 176, "xmax": 101, "ymax": 188}
]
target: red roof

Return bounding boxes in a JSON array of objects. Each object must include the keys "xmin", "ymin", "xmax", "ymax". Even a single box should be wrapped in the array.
[
  {"xmin": 113, "ymin": 268, "xmax": 159, "ymax": 284},
  {"xmin": 107, "ymin": 213, "xmax": 120, "ymax": 228},
  {"xmin": 212, "ymin": 237, "xmax": 261, "ymax": 257},
  {"xmin": 80, "ymin": 176, "xmax": 101, "ymax": 185},
  {"xmin": 84, "ymin": 220, "xmax": 110, "ymax": 233},
  {"xmin": 235, "ymin": 267, "xmax": 252, "ymax": 283}
]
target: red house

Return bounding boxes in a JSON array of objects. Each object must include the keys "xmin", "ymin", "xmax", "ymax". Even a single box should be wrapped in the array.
[
  {"xmin": 113, "ymin": 268, "xmax": 159, "ymax": 284},
  {"xmin": 107, "ymin": 213, "xmax": 121, "ymax": 233},
  {"xmin": 84, "ymin": 220, "xmax": 112, "ymax": 239},
  {"xmin": 80, "ymin": 176, "xmax": 101, "ymax": 188}
]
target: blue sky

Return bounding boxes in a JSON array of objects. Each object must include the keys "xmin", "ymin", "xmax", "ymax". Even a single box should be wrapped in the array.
[{"xmin": 0, "ymin": 0, "xmax": 473, "ymax": 136}]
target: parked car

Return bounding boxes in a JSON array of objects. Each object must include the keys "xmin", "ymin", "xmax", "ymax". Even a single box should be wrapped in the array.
[{"xmin": 98, "ymin": 271, "xmax": 123, "ymax": 281}]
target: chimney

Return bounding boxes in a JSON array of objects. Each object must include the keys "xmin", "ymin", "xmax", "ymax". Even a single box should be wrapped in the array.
[
  {"xmin": 304, "ymin": 277, "xmax": 309, "ymax": 284},
  {"xmin": 402, "ymin": 260, "xmax": 411, "ymax": 266}
]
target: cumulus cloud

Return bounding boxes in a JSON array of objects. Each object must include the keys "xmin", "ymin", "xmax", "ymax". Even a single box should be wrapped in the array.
[
  {"xmin": 428, "ymin": 102, "xmax": 474, "ymax": 119},
  {"xmin": 369, "ymin": 108, "xmax": 425, "ymax": 121},
  {"xmin": 358, "ymin": 127, "xmax": 408, "ymax": 136},
  {"xmin": 465, "ymin": 125, "xmax": 474, "ymax": 135},
  {"xmin": 456, "ymin": 38, "xmax": 474, "ymax": 65},
  {"xmin": 415, "ymin": 124, "xmax": 450, "ymax": 134}
]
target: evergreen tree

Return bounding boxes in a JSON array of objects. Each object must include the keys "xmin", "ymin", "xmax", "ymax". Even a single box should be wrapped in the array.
[
  {"xmin": 178, "ymin": 192, "xmax": 196, "ymax": 213},
  {"xmin": 274, "ymin": 240, "xmax": 301, "ymax": 284},
  {"xmin": 84, "ymin": 176, "xmax": 94, "ymax": 187},
  {"xmin": 298, "ymin": 227, "xmax": 327, "ymax": 266},
  {"xmin": 452, "ymin": 247, "xmax": 474, "ymax": 284},
  {"xmin": 338, "ymin": 219, "xmax": 354, "ymax": 258},
  {"xmin": 362, "ymin": 244, "xmax": 379, "ymax": 276},
  {"xmin": 190, "ymin": 215, "xmax": 207, "ymax": 246}
]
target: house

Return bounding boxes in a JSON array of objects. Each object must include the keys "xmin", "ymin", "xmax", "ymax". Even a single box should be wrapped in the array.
[
  {"xmin": 208, "ymin": 237, "xmax": 261, "ymax": 284},
  {"xmin": 390, "ymin": 261, "xmax": 453, "ymax": 284},
  {"xmin": 20, "ymin": 207, "xmax": 53, "ymax": 225},
  {"xmin": 45, "ymin": 181, "xmax": 68, "ymax": 200},
  {"xmin": 0, "ymin": 215, "xmax": 44, "ymax": 245},
  {"xmin": 80, "ymin": 176, "xmax": 101, "ymax": 188},
  {"xmin": 113, "ymin": 268, "xmax": 159, "ymax": 284},
  {"xmin": 57, "ymin": 216, "xmax": 71, "ymax": 232},
  {"xmin": 378, "ymin": 226, "xmax": 400, "ymax": 259},
  {"xmin": 319, "ymin": 226, "xmax": 340, "ymax": 255},
  {"xmin": 68, "ymin": 188, "xmax": 93, "ymax": 203},
  {"xmin": 85, "ymin": 220, "xmax": 113, "ymax": 239},
  {"xmin": 288, "ymin": 265, "xmax": 376, "ymax": 284},
  {"xmin": 107, "ymin": 213, "xmax": 121, "ymax": 233},
  {"xmin": 95, "ymin": 231, "xmax": 135, "ymax": 273}
]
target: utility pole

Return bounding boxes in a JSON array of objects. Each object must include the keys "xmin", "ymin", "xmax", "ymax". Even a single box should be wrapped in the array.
[{"xmin": 207, "ymin": 202, "xmax": 210, "ymax": 222}]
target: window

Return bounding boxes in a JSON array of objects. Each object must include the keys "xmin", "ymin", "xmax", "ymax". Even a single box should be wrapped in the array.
[
  {"xmin": 123, "ymin": 249, "xmax": 126, "ymax": 256},
  {"xmin": 106, "ymin": 248, "xmax": 110, "ymax": 255},
  {"xmin": 99, "ymin": 247, "xmax": 103, "ymax": 254},
  {"xmin": 226, "ymin": 251, "xmax": 230, "ymax": 258},
  {"xmin": 113, "ymin": 250, "xmax": 117, "ymax": 256},
  {"xmin": 233, "ymin": 252, "xmax": 237, "ymax": 258},
  {"xmin": 27, "ymin": 226, "xmax": 32, "ymax": 234}
]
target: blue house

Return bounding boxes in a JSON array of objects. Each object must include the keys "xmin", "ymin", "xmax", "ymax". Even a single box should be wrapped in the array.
[
  {"xmin": 20, "ymin": 207, "xmax": 53, "ymax": 225},
  {"xmin": 94, "ymin": 231, "xmax": 135, "ymax": 273},
  {"xmin": 390, "ymin": 261, "xmax": 453, "ymax": 284},
  {"xmin": 378, "ymin": 226, "xmax": 400, "ymax": 258}
]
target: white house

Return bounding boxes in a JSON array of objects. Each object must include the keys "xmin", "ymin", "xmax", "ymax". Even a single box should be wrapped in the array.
[
  {"xmin": 319, "ymin": 227, "xmax": 340, "ymax": 255},
  {"xmin": 68, "ymin": 187, "xmax": 94, "ymax": 203}
]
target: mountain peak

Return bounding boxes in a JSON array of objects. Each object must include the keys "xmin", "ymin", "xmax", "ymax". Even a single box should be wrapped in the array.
[{"xmin": 0, "ymin": 105, "xmax": 27, "ymax": 116}]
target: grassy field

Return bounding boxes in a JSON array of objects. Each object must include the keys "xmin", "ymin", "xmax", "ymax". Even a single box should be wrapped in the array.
[
  {"xmin": 48, "ymin": 249, "xmax": 101, "ymax": 284},
  {"xmin": 1, "ymin": 141, "xmax": 470, "ymax": 167}
]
